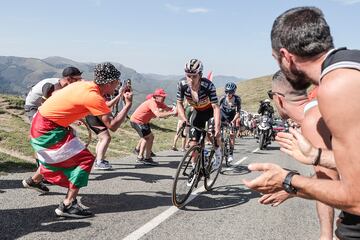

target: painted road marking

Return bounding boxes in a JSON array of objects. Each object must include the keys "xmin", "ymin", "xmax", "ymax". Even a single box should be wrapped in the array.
[{"xmin": 123, "ymin": 148, "xmax": 258, "ymax": 240}]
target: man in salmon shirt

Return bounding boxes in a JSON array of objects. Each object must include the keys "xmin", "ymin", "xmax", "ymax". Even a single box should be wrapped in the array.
[
  {"xmin": 22, "ymin": 62, "xmax": 132, "ymax": 218},
  {"xmin": 130, "ymin": 88, "xmax": 177, "ymax": 165}
]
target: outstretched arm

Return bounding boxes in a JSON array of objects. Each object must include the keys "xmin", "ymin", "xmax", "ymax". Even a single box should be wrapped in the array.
[
  {"xmin": 276, "ymin": 129, "xmax": 336, "ymax": 169},
  {"xmin": 244, "ymin": 70, "xmax": 360, "ymax": 215},
  {"xmin": 99, "ymin": 92, "xmax": 132, "ymax": 132}
]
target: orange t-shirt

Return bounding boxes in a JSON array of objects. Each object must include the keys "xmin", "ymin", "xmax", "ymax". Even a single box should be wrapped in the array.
[
  {"xmin": 39, "ymin": 81, "xmax": 111, "ymax": 127},
  {"xmin": 130, "ymin": 98, "xmax": 170, "ymax": 124},
  {"xmin": 308, "ymin": 86, "xmax": 318, "ymax": 101}
]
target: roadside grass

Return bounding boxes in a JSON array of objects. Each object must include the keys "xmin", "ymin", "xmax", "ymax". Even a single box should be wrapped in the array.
[
  {"xmin": 0, "ymin": 94, "xmax": 25, "ymax": 110},
  {"xmin": 217, "ymin": 75, "xmax": 272, "ymax": 113},
  {"xmin": 0, "ymin": 114, "xmax": 34, "ymax": 156}
]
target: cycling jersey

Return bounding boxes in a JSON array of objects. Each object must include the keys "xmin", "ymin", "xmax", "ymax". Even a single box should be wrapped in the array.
[
  {"xmin": 177, "ymin": 77, "xmax": 218, "ymax": 111},
  {"xmin": 219, "ymin": 95, "xmax": 241, "ymax": 122}
]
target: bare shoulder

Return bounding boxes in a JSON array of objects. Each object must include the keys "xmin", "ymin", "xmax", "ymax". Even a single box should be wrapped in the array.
[
  {"xmin": 303, "ymin": 106, "xmax": 331, "ymax": 149},
  {"xmin": 318, "ymin": 69, "xmax": 360, "ymax": 103},
  {"xmin": 318, "ymin": 68, "xmax": 360, "ymax": 137},
  {"xmin": 303, "ymin": 107, "xmax": 321, "ymax": 130}
]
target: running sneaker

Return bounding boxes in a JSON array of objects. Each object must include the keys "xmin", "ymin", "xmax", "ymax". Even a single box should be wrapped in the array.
[
  {"xmin": 227, "ymin": 155, "xmax": 234, "ymax": 163},
  {"xmin": 94, "ymin": 160, "xmax": 112, "ymax": 170},
  {"xmin": 171, "ymin": 146, "xmax": 178, "ymax": 151},
  {"xmin": 139, "ymin": 158, "xmax": 158, "ymax": 166},
  {"xmin": 55, "ymin": 199, "xmax": 93, "ymax": 218},
  {"xmin": 22, "ymin": 177, "xmax": 49, "ymax": 193}
]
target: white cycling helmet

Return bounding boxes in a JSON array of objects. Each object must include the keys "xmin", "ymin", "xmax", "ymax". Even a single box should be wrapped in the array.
[
  {"xmin": 263, "ymin": 99, "xmax": 271, "ymax": 103},
  {"xmin": 184, "ymin": 59, "xmax": 203, "ymax": 74}
]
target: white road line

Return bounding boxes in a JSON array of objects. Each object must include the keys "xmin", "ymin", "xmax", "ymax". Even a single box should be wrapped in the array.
[
  {"xmin": 122, "ymin": 206, "xmax": 178, "ymax": 240},
  {"xmin": 123, "ymin": 147, "xmax": 259, "ymax": 240},
  {"xmin": 252, "ymin": 147, "xmax": 259, "ymax": 153},
  {"xmin": 233, "ymin": 156, "xmax": 248, "ymax": 166},
  {"xmin": 123, "ymin": 186, "xmax": 205, "ymax": 240}
]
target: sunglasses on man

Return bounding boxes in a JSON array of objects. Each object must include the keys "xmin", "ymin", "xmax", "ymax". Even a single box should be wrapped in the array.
[{"xmin": 267, "ymin": 90, "xmax": 285, "ymax": 100}]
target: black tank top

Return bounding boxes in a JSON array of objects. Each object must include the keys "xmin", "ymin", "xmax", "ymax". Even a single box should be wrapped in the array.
[{"xmin": 320, "ymin": 47, "xmax": 360, "ymax": 80}]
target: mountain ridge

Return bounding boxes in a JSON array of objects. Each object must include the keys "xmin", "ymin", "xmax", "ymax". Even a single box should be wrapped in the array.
[{"xmin": 0, "ymin": 55, "xmax": 245, "ymax": 107}]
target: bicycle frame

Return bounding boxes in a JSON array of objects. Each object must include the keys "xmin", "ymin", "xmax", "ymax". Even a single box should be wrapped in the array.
[{"xmin": 187, "ymin": 126, "xmax": 215, "ymax": 186}]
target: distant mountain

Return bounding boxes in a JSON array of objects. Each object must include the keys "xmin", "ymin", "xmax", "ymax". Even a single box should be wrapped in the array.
[
  {"xmin": 0, "ymin": 55, "xmax": 244, "ymax": 108},
  {"xmin": 0, "ymin": 56, "xmax": 173, "ymax": 107},
  {"xmin": 142, "ymin": 73, "xmax": 244, "ymax": 88},
  {"xmin": 212, "ymin": 75, "xmax": 244, "ymax": 88}
]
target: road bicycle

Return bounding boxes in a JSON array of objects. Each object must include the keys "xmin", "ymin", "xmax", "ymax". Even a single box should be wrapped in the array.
[
  {"xmin": 221, "ymin": 123, "xmax": 236, "ymax": 167},
  {"xmin": 172, "ymin": 125, "xmax": 223, "ymax": 208}
]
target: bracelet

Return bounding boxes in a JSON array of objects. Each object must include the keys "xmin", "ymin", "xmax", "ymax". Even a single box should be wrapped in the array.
[{"xmin": 312, "ymin": 148, "xmax": 322, "ymax": 166}]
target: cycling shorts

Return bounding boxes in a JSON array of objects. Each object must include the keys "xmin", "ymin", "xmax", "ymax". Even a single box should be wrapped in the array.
[
  {"xmin": 130, "ymin": 121, "xmax": 151, "ymax": 138},
  {"xmin": 85, "ymin": 115, "xmax": 108, "ymax": 135}
]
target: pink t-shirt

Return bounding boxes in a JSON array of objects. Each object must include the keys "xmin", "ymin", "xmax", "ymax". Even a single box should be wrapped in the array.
[{"xmin": 130, "ymin": 98, "xmax": 170, "ymax": 124}]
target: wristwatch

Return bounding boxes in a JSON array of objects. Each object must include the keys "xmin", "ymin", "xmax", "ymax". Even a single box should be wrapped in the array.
[{"xmin": 282, "ymin": 171, "xmax": 300, "ymax": 194}]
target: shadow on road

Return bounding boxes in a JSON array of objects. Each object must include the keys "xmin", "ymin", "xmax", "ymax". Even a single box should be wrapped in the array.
[
  {"xmin": 0, "ymin": 179, "xmax": 26, "ymax": 191},
  {"xmin": 221, "ymin": 165, "xmax": 251, "ymax": 176},
  {"xmin": 0, "ymin": 190, "xmax": 172, "ymax": 239},
  {"xmin": 81, "ymin": 190, "xmax": 172, "ymax": 214},
  {"xmin": 0, "ymin": 205, "xmax": 90, "ymax": 240},
  {"xmin": 265, "ymin": 146, "xmax": 280, "ymax": 151},
  {"xmin": 184, "ymin": 184, "xmax": 261, "ymax": 211},
  {"xmin": 90, "ymin": 171, "xmax": 174, "ymax": 183}
]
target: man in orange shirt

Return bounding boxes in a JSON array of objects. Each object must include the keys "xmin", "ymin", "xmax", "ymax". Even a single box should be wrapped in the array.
[
  {"xmin": 22, "ymin": 62, "xmax": 132, "ymax": 218},
  {"xmin": 130, "ymin": 88, "xmax": 177, "ymax": 165}
]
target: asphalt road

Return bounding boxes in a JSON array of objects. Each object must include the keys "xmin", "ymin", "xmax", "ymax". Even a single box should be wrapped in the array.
[{"xmin": 0, "ymin": 137, "xmax": 321, "ymax": 240}]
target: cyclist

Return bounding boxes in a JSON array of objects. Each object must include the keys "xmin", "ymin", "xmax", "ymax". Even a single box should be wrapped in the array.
[
  {"xmin": 176, "ymin": 59, "xmax": 222, "ymax": 170},
  {"xmin": 219, "ymin": 82, "xmax": 241, "ymax": 163},
  {"xmin": 258, "ymin": 99, "xmax": 274, "ymax": 118}
]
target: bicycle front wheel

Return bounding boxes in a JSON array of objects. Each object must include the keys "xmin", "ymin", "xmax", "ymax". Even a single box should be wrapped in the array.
[
  {"xmin": 204, "ymin": 149, "xmax": 223, "ymax": 191},
  {"xmin": 172, "ymin": 145, "xmax": 201, "ymax": 208}
]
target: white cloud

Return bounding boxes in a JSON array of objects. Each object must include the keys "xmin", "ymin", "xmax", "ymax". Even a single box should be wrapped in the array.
[
  {"xmin": 165, "ymin": 3, "xmax": 181, "ymax": 12},
  {"xmin": 187, "ymin": 8, "xmax": 209, "ymax": 14},
  {"xmin": 332, "ymin": 0, "xmax": 360, "ymax": 5}
]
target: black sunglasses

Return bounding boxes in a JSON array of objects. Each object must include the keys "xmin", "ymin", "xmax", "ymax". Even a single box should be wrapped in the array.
[{"xmin": 267, "ymin": 90, "xmax": 285, "ymax": 100}]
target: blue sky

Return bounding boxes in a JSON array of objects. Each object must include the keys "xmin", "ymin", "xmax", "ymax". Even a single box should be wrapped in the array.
[{"xmin": 1, "ymin": 0, "xmax": 360, "ymax": 78}]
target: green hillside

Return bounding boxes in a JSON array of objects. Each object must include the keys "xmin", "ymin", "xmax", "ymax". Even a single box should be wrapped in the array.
[{"xmin": 217, "ymin": 75, "xmax": 272, "ymax": 112}]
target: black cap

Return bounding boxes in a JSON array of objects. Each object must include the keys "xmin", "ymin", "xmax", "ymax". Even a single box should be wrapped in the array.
[{"xmin": 62, "ymin": 66, "xmax": 83, "ymax": 77}]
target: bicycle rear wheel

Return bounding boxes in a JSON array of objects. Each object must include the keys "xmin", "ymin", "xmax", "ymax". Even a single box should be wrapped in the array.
[
  {"xmin": 172, "ymin": 145, "xmax": 201, "ymax": 208},
  {"xmin": 204, "ymin": 149, "xmax": 223, "ymax": 191},
  {"xmin": 223, "ymin": 140, "xmax": 231, "ymax": 167}
]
